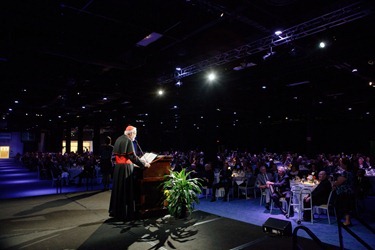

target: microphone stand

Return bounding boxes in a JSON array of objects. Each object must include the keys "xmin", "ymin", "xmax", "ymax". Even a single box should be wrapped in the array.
[{"xmin": 135, "ymin": 140, "xmax": 146, "ymax": 159}]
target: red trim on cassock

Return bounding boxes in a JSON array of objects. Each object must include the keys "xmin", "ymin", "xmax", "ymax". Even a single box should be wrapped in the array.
[{"xmin": 115, "ymin": 155, "xmax": 132, "ymax": 164}]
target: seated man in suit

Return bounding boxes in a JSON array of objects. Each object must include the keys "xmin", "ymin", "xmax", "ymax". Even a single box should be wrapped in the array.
[
  {"xmin": 257, "ymin": 165, "xmax": 274, "ymax": 210},
  {"xmin": 267, "ymin": 166, "xmax": 292, "ymax": 216},
  {"xmin": 302, "ymin": 171, "xmax": 332, "ymax": 221}
]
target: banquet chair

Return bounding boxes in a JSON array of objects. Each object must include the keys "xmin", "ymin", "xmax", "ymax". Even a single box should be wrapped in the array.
[
  {"xmin": 259, "ymin": 188, "xmax": 271, "ymax": 206},
  {"xmin": 238, "ymin": 176, "xmax": 257, "ymax": 199},
  {"xmin": 218, "ymin": 186, "xmax": 234, "ymax": 201},
  {"xmin": 50, "ymin": 169, "xmax": 62, "ymax": 193},
  {"xmin": 259, "ymin": 190, "xmax": 266, "ymax": 205},
  {"xmin": 270, "ymin": 197, "xmax": 288, "ymax": 215},
  {"xmin": 201, "ymin": 186, "xmax": 212, "ymax": 199},
  {"xmin": 314, "ymin": 190, "xmax": 336, "ymax": 224}
]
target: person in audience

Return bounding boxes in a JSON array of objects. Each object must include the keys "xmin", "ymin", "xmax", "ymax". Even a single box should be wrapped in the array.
[
  {"xmin": 269, "ymin": 163, "xmax": 278, "ymax": 180},
  {"xmin": 211, "ymin": 162, "xmax": 233, "ymax": 202},
  {"xmin": 332, "ymin": 158, "xmax": 354, "ymax": 226},
  {"xmin": 109, "ymin": 125, "xmax": 150, "ymax": 221},
  {"xmin": 267, "ymin": 166, "xmax": 292, "ymax": 216},
  {"xmin": 99, "ymin": 136, "xmax": 114, "ymax": 191},
  {"xmin": 357, "ymin": 156, "xmax": 369, "ymax": 170},
  {"xmin": 289, "ymin": 165, "xmax": 299, "ymax": 179},
  {"xmin": 353, "ymin": 168, "xmax": 371, "ymax": 214},
  {"xmin": 302, "ymin": 171, "xmax": 332, "ymax": 221},
  {"xmin": 201, "ymin": 163, "xmax": 215, "ymax": 188},
  {"xmin": 307, "ymin": 163, "xmax": 320, "ymax": 180},
  {"xmin": 364, "ymin": 156, "xmax": 372, "ymax": 169},
  {"xmin": 75, "ymin": 155, "xmax": 96, "ymax": 187},
  {"xmin": 256, "ymin": 165, "xmax": 274, "ymax": 210}
]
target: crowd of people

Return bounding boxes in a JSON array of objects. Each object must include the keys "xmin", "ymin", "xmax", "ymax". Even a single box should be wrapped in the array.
[
  {"xmin": 20, "ymin": 151, "xmax": 99, "ymax": 187},
  {"xmin": 18, "ymin": 147, "xmax": 373, "ymax": 225},
  {"xmin": 170, "ymin": 149, "xmax": 373, "ymax": 226}
]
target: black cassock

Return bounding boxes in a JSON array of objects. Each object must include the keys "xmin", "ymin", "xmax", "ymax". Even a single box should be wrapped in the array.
[{"xmin": 109, "ymin": 134, "xmax": 145, "ymax": 221}]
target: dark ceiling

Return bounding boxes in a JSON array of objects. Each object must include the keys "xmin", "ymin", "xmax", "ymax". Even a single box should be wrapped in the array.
[{"xmin": 1, "ymin": 0, "xmax": 374, "ymax": 151}]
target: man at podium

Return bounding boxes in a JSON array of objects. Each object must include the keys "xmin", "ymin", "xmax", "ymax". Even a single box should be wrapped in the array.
[{"xmin": 109, "ymin": 125, "xmax": 150, "ymax": 221}]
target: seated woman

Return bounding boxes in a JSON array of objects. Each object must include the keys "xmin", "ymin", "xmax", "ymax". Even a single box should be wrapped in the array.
[
  {"xmin": 289, "ymin": 165, "xmax": 299, "ymax": 180},
  {"xmin": 307, "ymin": 163, "xmax": 320, "ymax": 180}
]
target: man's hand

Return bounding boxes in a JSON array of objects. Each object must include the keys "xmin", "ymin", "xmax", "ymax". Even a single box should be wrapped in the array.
[{"xmin": 145, "ymin": 162, "xmax": 151, "ymax": 168}]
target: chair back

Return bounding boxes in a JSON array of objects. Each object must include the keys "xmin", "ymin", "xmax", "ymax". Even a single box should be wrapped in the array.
[
  {"xmin": 326, "ymin": 190, "xmax": 335, "ymax": 206},
  {"xmin": 291, "ymin": 185, "xmax": 302, "ymax": 195},
  {"xmin": 301, "ymin": 187, "xmax": 312, "ymax": 195},
  {"xmin": 301, "ymin": 188, "xmax": 312, "ymax": 202}
]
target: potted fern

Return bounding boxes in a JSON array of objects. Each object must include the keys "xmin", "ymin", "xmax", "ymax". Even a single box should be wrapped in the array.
[{"xmin": 162, "ymin": 168, "xmax": 203, "ymax": 219}]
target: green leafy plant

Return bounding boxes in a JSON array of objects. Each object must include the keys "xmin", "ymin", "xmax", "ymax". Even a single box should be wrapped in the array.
[{"xmin": 162, "ymin": 168, "xmax": 203, "ymax": 218}]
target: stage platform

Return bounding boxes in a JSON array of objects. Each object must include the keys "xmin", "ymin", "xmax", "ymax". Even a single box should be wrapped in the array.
[{"xmin": 0, "ymin": 191, "xmax": 339, "ymax": 250}]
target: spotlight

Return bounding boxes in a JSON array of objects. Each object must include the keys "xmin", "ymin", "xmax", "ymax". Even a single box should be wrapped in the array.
[{"xmin": 207, "ymin": 72, "xmax": 216, "ymax": 81}]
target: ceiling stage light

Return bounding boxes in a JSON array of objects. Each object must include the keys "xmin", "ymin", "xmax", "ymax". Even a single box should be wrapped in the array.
[{"xmin": 207, "ymin": 72, "xmax": 216, "ymax": 81}]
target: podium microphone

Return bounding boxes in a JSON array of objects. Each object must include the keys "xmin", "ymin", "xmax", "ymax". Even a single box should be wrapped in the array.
[{"xmin": 135, "ymin": 140, "xmax": 145, "ymax": 156}]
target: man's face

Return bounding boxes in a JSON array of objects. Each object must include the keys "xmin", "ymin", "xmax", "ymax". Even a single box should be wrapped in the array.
[
  {"xmin": 129, "ymin": 132, "xmax": 137, "ymax": 141},
  {"xmin": 278, "ymin": 169, "xmax": 284, "ymax": 176},
  {"xmin": 318, "ymin": 172, "xmax": 326, "ymax": 181}
]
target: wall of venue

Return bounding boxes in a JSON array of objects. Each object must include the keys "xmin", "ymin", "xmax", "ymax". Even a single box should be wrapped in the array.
[{"xmin": 1, "ymin": 117, "xmax": 374, "ymax": 158}]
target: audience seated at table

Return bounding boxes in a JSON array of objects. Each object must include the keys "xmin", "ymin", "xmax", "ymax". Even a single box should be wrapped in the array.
[
  {"xmin": 200, "ymin": 163, "xmax": 215, "ymax": 188},
  {"xmin": 306, "ymin": 163, "xmax": 320, "ymax": 181},
  {"xmin": 256, "ymin": 165, "xmax": 274, "ymax": 210},
  {"xmin": 289, "ymin": 165, "xmax": 300, "ymax": 180},
  {"xmin": 211, "ymin": 162, "xmax": 233, "ymax": 202},
  {"xmin": 18, "ymin": 148, "xmax": 373, "ymax": 219},
  {"xmin": 267, "ymin": 166, "xmax": 293, "ymax": 216},
  {"xmin": 74, "ymin": 155, "xmax": 97, "ymax": 187},
  {"xmin": 302, "ymin": 171, "xmax": 333, "ymax": 221}
]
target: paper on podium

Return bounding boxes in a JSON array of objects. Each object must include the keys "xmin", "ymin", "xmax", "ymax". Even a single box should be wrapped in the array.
[{"xmin": 141, "ymin": 152, "xmax": 158, "ymax": 163}]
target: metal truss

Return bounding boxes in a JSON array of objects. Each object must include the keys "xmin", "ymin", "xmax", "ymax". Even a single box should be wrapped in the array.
[{"xmin": 157, "ymin": 1, "xmax": 372, "ymax": 84}]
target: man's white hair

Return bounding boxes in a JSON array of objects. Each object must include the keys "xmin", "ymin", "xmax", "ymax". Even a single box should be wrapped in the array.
[{"xmin": 278, "ymin": 166, "xmax": 286, "ymax": 173}]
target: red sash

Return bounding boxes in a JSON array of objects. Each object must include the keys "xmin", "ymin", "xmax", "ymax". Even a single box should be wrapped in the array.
[{"xmin": 115, "ymin": 155, "xmax": 132, "ymax": 164}]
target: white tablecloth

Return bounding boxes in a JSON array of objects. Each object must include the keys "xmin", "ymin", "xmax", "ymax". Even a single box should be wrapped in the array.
[{"xmin": 289, "ymin": 181, "xmax": 317, "ymax": 221}]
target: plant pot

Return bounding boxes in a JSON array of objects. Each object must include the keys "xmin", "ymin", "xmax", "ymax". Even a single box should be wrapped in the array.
[{"xmin": 177, "ymin": 205, "xmax": 189, "ymax": 219}]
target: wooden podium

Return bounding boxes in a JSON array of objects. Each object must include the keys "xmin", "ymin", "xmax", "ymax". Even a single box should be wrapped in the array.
[{"xmin": 137, "ymin": 155, "xmax": 172, "ymax": 218}]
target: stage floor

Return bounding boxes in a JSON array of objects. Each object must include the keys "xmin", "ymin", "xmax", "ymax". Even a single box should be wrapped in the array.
[{"xmin": 0, "ymin": 191, "xmax": 339, "ymax": 250}]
